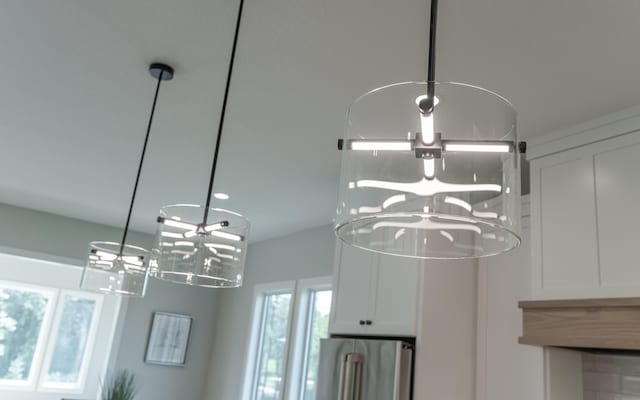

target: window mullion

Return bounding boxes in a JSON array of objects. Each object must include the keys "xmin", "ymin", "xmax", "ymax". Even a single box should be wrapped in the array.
[
  {"xmin": 32, "ymin": 287, "xmax": 61, "ymax": 391},
  {"xmin": 280, "ymin": 281, "xmax": 302, "ymax": 400},
  {"xmin": 298, "ymin": 291, "xmax": 316, "ymax": 399},
  {"xmin": 251, "ymin": 296, "xmax": 269, "ymax": 400}
]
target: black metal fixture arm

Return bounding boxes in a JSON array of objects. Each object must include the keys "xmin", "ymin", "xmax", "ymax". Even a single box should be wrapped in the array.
[
  {"xmin": 119, "ymin": 63, "xmax": 173, "ymax": 256},
  {"xmin": 202, "ymin": 0, "xmax": 246, "ymax": 223}
]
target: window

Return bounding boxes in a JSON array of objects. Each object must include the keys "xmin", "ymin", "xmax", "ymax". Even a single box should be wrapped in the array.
[
  {"xmin": 243, "ymin": 278, "xmax": 332, "ymax": 400},
  {"xmin": 253, "ymin": 292, "xmax": 293, "ymax": 400},
  {"xmin": 0, "ymin": 283, "xmax": 54, "ymax": 387},
  {"xmin": 298, "ymin": 289, "xmax": 332, "ymax": 400},
  {"xmin": 0, "ymin": 281, "xmax": 102, "ymax": 393}
]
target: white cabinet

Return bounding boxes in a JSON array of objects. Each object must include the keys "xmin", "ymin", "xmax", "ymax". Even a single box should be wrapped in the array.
[
  {"xmin": 476, "ymin": 213, "xmax": 544, "ymax": 400},
  {"xmin": 329, "ymin": 243, "xmax": 374, "ymax": 335},
  {"xmin": 329, "ymin": 242, "xmax": 420, "ymax": 336},
  {"xmin": 530, "ymin": 129, "xmax": 640, "ymax": 299}
]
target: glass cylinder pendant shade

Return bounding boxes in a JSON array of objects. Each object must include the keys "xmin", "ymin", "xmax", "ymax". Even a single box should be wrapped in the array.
[
  {"xmin": 151, "ymin": 204, "xmax": 250, "ymax": 288},
  {"xmin": 336, "ymin": 82, "xmax": 521, "ymax": 259},
  {"xmin": 81, "ymin": 242, "xmax": 150, "ymax": 296}
]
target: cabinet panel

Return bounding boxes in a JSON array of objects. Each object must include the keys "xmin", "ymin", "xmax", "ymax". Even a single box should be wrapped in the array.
[
  {"xmin": 368, "ymin": 254, "xmax": 419, "ymax": 336},
  {"xmin": 595, "ymin": 141, "xmax": 640, "ymax": 286},
  {"xmin": 329, "ymin": 243, "xmax": 373, "ymax": 335},
  {"xmin": 537, "ymin": 155, "xmax": 599, "ymax": 290},
  {"xmin": 477, "ymin": 218, "xmax": 544, "ymax": 400}
]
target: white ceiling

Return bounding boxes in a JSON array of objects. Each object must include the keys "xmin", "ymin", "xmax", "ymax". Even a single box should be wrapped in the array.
[{"xmin": 1, "ymin": 0, "xmax": 640, "ymax": 243}]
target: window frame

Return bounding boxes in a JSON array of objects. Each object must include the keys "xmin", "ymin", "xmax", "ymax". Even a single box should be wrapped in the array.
[
  {"xmin": 36, "ymin": 289, "xmax": 103, "ymax": 393},
  {"xmin": 0, "ymin": 281, "xmax": 103, "ymax": 395},
  {"xmin": 0, "ymin": 280, "xmax": 58, "ymax": 391},
  {"xmin": 242, "ymin": 277, "xmax": 332, "ymax": 400},
  {"xmin": 284, "ymin": 277, "xmax": 332, "ymax": 400},
  {"xmin": 243, "ymin": 281, "xmax": 296, "ymax": 400}
]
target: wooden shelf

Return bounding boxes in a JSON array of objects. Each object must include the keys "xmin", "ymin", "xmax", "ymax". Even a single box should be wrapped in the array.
[{"xmin": 519, "ymin": 297, "xmax": 640, "ymax": 350}]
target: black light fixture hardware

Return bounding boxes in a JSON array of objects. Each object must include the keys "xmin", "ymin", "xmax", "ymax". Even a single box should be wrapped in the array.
[
  {"xmin": 118, "ymin": 63, "xmax": 173, "ymax": 255},
  {"xmin": 81, "ymin": 62, "xmax": 174, "ymax": 297},
  {"xmin": 334, "ymin": 0, "xmax": 525, "ymax": 259},
  {"xmin": 152, "ymin": 0, "xmax": 250, "ymax": 288},
  {"xmin": 337, "ymin": 0, "xmax": 526, "ymax": 159}
]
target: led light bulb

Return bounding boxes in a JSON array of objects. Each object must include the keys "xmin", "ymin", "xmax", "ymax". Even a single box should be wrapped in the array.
[
  {"xmin": 210, "ymin": 230, "xmax": 243, "ymax": 242},
  {"xmin": 204, "ymin": 222, "xmax": 228, "ymax": 232},
  {"xmin": 160, "ymin": 218, "xmax": 198, "ymax": 231},
  {"xmin": 96, "ymin": 251, "xmax": 118, "ymax": 261},
  {"xmin": 349, "ymin": 141, "xmax": 413, "ymax": 151},
  {"xmin": 423, "ymin": 159, "xmax": 435, "ymax": 179},
  {"xmin": 420, "ymin": 113, "xmax": 435, "ymax": 145},
  {"xmin": 443, "ymin": 142, "xmax": 511, "ymax": 153}
]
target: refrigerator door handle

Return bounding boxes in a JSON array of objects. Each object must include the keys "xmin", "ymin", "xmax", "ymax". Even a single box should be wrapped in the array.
[
  {"xmin": 338, "ymin": 352, "xmax": 365, "ymax": 400},
  {"xmin": 352, "ymin": 353, "xmax": 364, "ymax": 400}
]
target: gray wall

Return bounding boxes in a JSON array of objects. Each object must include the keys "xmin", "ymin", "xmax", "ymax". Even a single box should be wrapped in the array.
[
  {"xmin": 0, "ymin": 202, "xmax": 219, "ymax": 400},
  {"xmin": 204, "ymin": 224, "xmax": 336, "ymax": 400},
  {"xmin": 114, "ymin": 278, "xmax": 219, "ymax": 400},
  {"xmin": 0, "ymin": 202, "xmax": 153, "ymax": 264}
]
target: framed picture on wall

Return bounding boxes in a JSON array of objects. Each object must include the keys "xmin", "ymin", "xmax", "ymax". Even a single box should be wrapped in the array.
[{"xmin": 144, "ymin": 312, "xmax": 192, "ymax": 366}]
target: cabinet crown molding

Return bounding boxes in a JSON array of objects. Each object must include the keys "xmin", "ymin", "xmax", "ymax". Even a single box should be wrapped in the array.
[{"xmin": 528, "ymin": 104, "xmax": 640, "ymax": 160}]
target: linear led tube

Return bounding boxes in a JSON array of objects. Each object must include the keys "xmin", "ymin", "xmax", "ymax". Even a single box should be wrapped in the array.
[
  {"xmin": 348, "ymin": 140, "xmax": 413, "ymax": 151},
  {"xmin": 442, "ymin": 141, "xmax": 512, "ymax": 153},
  {"xmin": 204, "ymin": 221, "xmax": 230, "ymax": 232},
  {"xmin": 210, "ymin": 230, "xmax": 243, "ymax": 242},
  {"xmin": 158, "ymin": 217, "xmax": 198, "ymax": 231}
]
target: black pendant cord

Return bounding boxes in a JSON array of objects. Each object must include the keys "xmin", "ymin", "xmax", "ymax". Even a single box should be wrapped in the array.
[
  {"xmin": 426, "ymin": 0, "xmax": 439, "ymax": 105},
  {"xmin": 119, "ymin": 70, "xmax": 165, "ymax": 256},
  {"xmin": 202, "ymin": 0, "xmax": 246, "ymax": 224}
]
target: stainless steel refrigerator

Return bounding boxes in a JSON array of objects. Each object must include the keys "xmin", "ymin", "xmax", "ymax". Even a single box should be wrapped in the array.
[{"xmin": 316, "ymin": 338, "xmax": 413, "ymax": 400}]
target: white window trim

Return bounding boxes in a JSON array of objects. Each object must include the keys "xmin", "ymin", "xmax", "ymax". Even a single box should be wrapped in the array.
[
  {"xmin": 36, "ymin": 289, "xmax": 103, "ymax": 394},
  {"xmin": 0, "ymin": 281, "xmax": 103, "ymax": 394},
  {"xmin": 242, "ymin": 277, "xmax": 332, "ymax": 400},
  {"xmin": 284, "ymin": 277, "xmax": 332, "ymax": 400},
  {"xmin": 0, "ymin": 252, "xmax": 122, "ymax": 400},
  {"xmin": 242, "ymin": 281, "xmax": 296, "ymax": 400},
  {"xmin": 0, "ymin": 280, "xmax": 58, "ymax": 391}
]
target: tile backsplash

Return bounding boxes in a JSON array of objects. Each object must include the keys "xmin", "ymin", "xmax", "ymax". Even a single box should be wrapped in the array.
[{"xmin": 583, "ymin": 353, "xmax": 640, "ymax": 400}]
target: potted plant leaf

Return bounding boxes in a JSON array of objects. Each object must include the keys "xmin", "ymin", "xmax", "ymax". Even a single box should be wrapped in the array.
[{"xmin": 103, "ymin": 370, "xmax": 137, "ymax": 400}]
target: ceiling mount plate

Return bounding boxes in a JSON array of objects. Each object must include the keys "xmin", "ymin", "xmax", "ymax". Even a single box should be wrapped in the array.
[{"xmin": 149, "ymin": 63, "xmax": 174, "ymax": 80}]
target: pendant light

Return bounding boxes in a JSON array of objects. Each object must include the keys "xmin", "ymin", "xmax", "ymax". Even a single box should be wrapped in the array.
[
  {"xmin": 81, "ymin": 63, "xmax": 174, "ymax": 296},
  {"xmin": 151, "ymin": 0, "xmax": 250, "ymax": 288},
  {"xmin": 335, "ymin": 0, "xmax": 526, "ymax": 259}
]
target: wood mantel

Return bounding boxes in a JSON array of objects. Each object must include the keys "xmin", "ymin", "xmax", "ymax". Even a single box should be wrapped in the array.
[{"xmin": 519, "ymin": 297, "xmax": 640, "ymax": 350}]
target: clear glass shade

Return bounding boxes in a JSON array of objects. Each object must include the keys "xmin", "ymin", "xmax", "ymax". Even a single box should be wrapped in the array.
[
  {"xmin": 151, "ymin": 204, "xmax": 250, "ymax": 288},
  {"xmin": 80, "ymin": 242, "xmax": 150, "ymax": 296},
  {"xmin": 336, "ymin": 82, "xmax": 521, "ymax": 259}
]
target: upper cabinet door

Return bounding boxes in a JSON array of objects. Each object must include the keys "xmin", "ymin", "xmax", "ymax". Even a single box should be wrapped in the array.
[
  {"xmin": 531, "ymin": 150, "xmax": 599, "ymax": 297},
  {"xmin": 530, "ymin": 130, "xmax": 640, "ymax": 299},
  {"xmin": 594, "ymin": 134, "xmax": 640, "ymax": 287},
  {"xmin": 368, "ymin": 254, "xmax": 420, "ymax": 336},
  {"xmin": 329, "ymin": 241, "xmax": 421, "ymax": 337},
  {"xmin": 329, "ymin": 242, "xmax": 374, "ymax": 335}
]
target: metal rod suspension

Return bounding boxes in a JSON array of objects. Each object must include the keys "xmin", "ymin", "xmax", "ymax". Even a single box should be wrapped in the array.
[
  {"xmin": 202, "ymin": 0, "xmax": 246, "ymax": 223},
  {"xmin": 119, "ymin": 70, "xmax": 164, "ymax": 255},
  {"xmin": 427, "ymin": 0, "xmax": 439, "ymax": 101}
]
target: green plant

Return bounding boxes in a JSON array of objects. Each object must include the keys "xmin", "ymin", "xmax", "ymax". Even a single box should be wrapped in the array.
[{"xmin": 103, "ymin": 370, "xmax": 137, "ymax": 400}]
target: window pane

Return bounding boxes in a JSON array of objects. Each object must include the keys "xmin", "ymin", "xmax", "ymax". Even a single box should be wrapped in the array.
[
  {"xmin": 0, "ymin": 286, "xmax": 51, "ymax": 383},
  {"xmin": 43, "ymin": 295, "xmax": 97, "ymax": 387},
  {"xmin": 302, "ymin": 290, "xmax": 332, "ymax": 400},
  {"xmin": 253, "ymin": 293, "xmax": 292, "ymax": 400}
]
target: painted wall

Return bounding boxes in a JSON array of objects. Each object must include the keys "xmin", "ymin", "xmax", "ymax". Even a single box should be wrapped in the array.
[
  {"xmin": 204, "ymin": 224, "xmax": 336, "ymax": 400},
  {"xmin": 0, "ymin": 202, "xmax": 219, "ymax": 400},
  {"xmin": 0, "ymin": 202, "xmax": 153, "ymax": 265},
  {"xmin": 113, "ymin": 278, "xmax": 219, "ymax": 400}
]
